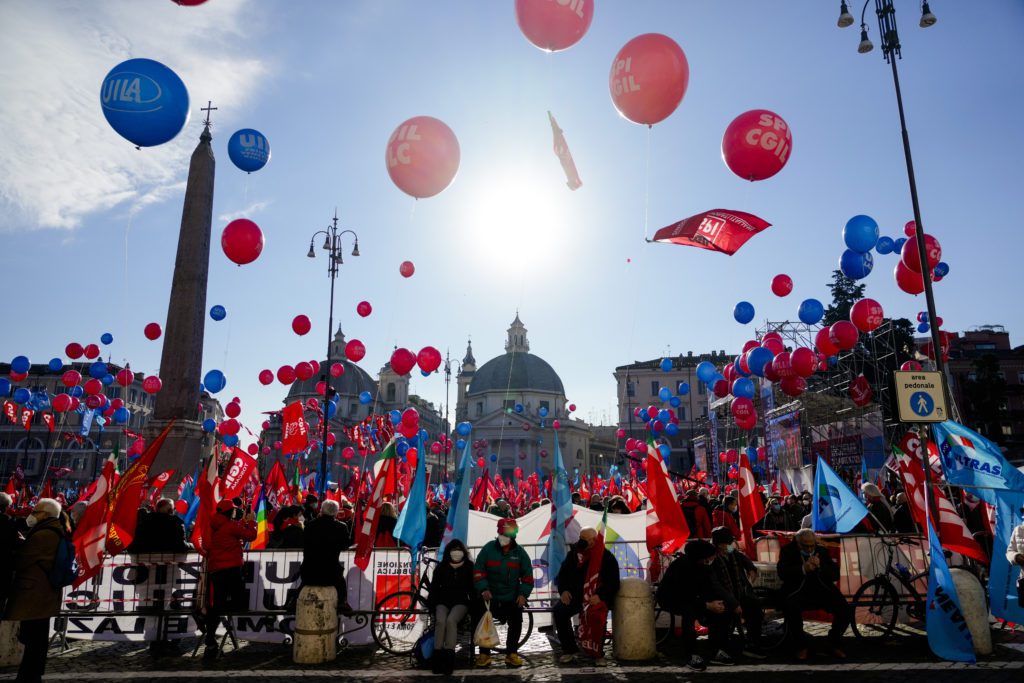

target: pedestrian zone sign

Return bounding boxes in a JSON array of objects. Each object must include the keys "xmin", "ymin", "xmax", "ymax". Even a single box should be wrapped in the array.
[{"xmin": 894, "ymin": 371, "xmax": 948, "ymax": 423}]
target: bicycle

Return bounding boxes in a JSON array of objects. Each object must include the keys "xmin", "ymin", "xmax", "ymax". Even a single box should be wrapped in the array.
[
  {"xmin": 371, "ymin": 554, "xmax": 534, "ymax": 656},
  {"xmin": 850, "ymin": 535, "xmax": 928, "ymax": 640}
]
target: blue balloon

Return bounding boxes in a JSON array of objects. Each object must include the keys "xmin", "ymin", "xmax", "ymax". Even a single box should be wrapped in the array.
[
  {"xmin": 746, "ymin": 446, "xmax": 758, "ymax": 461},
  {"xmin": 100, "ymin": 58, "xmax": 190, "ymax": 147},
  {"xmin": 677, "ymin": 382, "xmax": 690, "ymax": 396},
  {"xmin": 89, "ymin": 361, "xmax": 108, "ymax": 379},
  {"xmin": 746, "ymin": 346, "xmax": 774, "ymax": 377},
  {"xmin": 389, "ymin": 410, "xmax": 401, "ymax": 425},
  {"xmin": 223, "ymin": 434, "xmax": 239, "ymax": 448},
  {"xmin": 113, "ymin": 407, "xmax": 131, "ymax": 423},
  {"xmin": 419, "ymin": 429, "xmax": 429, "ymax": 442},
  {"xmin": 48, "ymin": 358, "xmax": 63, "ymax": 372},
  {"xmin": 227, "ymin": 128, "xmax": 271, "ymax": 173},
  {"xmin": 893, "ymin": 237, "xmax": 908, "ymax": 253},
  {"xmin": 696, "ymin": 361, "xmax": 716, "ymax": 384},
  {"xmin": 0, "ymin": 378, "xmax": 9, "ymax": 396},
  {"xmin": 359, "ymin": 391, "xmax": 372, "ymax": 405},
  {"xmin": 514, "ymin": 403, "xmax": 523, "ymax": 413},
  {"xmin": 420, "ymin": 370, "xmax": 430, "ymax": 377},
  {"xmin": 659, "ymin": 357, "xmax": 673, "ymax": 372},
  {"xmin": 457, "ymin": 422, "xmax": 472, "ymax": 436},
  {"xmin": 100, "ymin": 333, "xmax": 114, "ymax": 345},
  {"xmin": 658, "ymin": 386, "xmax": 671, "ymax": 402},
  {"xmin": 732, "ymin": 377, "xmax": 755, "ymax": 399},
  {"xmin": 640, "ymin": 410, "xmax": 651, "ymax": 423},
  {"xmin": 934, "ymin": 262, "xmax": 950, "ymax": 277},
  {"xmin": 798, "ymin": 299, "xmax": 824, "ymax": 325},
  {"xmin": 665, "ymin": 422, "xmax": 679, "ymax": 436},
  {"xmin": 669, "ymin": 396, "xmax": 681, "ymax": 408},
  {"xmin": 875, "ymin": 236, "xmax": 895, "ymax": 255},
  {"xmin": 210, "ymin": 305, "xmax": 227, "ymax": 321},
  {"xmin": 539, "ymin": 406, "xmax": 548, "ymax": 417},
  {"xmin": 10, "ymin": 356, "xmax": 30, "ymax": 374},
  {"xmin": 456, "ymin": 439, "xmax": 466, "ymax": 449},
  {"xmin": 839, "ymin": 249, "xmax": 874, "ymax": 280},
  {"xmin": 658, "ymin": 409, "xmax": 671, "ymax": 423},
  {"xmin": 490, "ymin": 454, "xmax": 498, "ymax": 462},
  {"xmin": 101, "ymin": 374, "xmax": 114, "ymax": 386},
  {"xmin": 658, "ymin": 443, "xmax": 671, "ymax": 460},
  {"xmin": 843, "ymin": 214, "xmax": 879, "ymax": 253},
  {"xmin": 203, "ymin": 369, "xmax": 226, "ymax": 394},
  {"xmin": 918, "ymin": 322, "xmax": 930, "ymax": 333},
  {"xmin": 70, "ymin": 386, "xmax": 84, "ymax": 398},
  {"xmin": 733, "ymin": 301, "xmax": 755, "ymax": 324},
  {"xmin": 326, "ymin": 402, "xmax": 337, "ymax": 418},
  {"xmin": 13, "ymin": 387, "xmax": 31, "ymax": 404},
  {"xmin": 828, "ymin": 355, "xmax": 838, "ymax": 367},
  {"xmin": 733, "ymin": 357, "xmax": 751, "ymax": 377},
  {"xmin": 397, "ymin": 441, "xmax": 410, "ymax": 457}
]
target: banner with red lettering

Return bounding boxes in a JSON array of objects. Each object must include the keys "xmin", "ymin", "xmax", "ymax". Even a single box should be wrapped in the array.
[
  {"xmin": 220, "ymin": 448, "xmax": 258, "ymax": 500},
  {"xmin": 281, "ymin": 401, "xmax": 309, "ymax": 455},
  {"xmin": 651, "ymin": 209, "xmax": 771, "ymax": 255},
  {"xmin": 20, "ymin": 409, "xmax": 34, "ymax": 430}
]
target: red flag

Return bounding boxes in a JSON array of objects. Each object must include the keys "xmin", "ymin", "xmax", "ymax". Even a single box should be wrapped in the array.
[
  {"xmin": 651, "ymin": 209, "xmax": 771, "ymax": 255},
  {"xmin": 147, "ymin": 469, "xmax": 176, "ymax": 506},
  {"xmin": 736, "ymin": 453, "xmax": 765, "ymax": 559},
  {"xmin": 41, "ymin": 413, "xmax": 55, "ymax": 432},
  {"xmin": 353, "ymin": 439, "xmax": 397, "ymax": 571},
  {"xmin": 3, "ymin": 477, "xmax": 14, "ymax": 496},
  {"xmin": 105, "ymin": 421, "xmax": 173, "ymax": 555},
  {"xmin": 2, "ymin": 400, "xmax": 17, "ymax": 425},
  {"xmin": 40, "ymin": 479, "xmax": 53, "ymax": 500},
  {"xmin": 644, "ymin": 441, "xmax": 690, "ymax": 554},
  {"xmin": 20, "ymin": 409, "xmax": 34, "ymax": 430},
  {"xmin": 579, "ymin": 509, "xmax": 608, "ymax": 658},
  {"xmin": 71, "ymin": 453, "xmax": 117, "ymax": 587},
  {"xmin": 220, "ymin": 448, "xmax": 258, "ymax": 500},
  {"xmin": 190, "ymin": 454, "xmax": 222, "ymax": 555},
  {"xmin": 281, "ymin": 401, "xmax": 309, "ymax": 455},
  {"xmin": 265, "ymin": 460, "xmax": 291, "ymax": 507},
  {"xmin": 548, "ymin": 110, "xmax": 582, "ymax": 190}
]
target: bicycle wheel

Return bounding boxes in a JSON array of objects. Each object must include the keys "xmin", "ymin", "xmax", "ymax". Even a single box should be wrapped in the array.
[
  {"xmin": 851, "ymin": 578, "xmax": 899, "ymax": 640},
  {"xmin": 372, "ymin": 590, "xmax": 430, "ymax": 655},
  {"xmin": 904, "ymin": 572, "xmax": 929, "ymax": 624},
  {"xmin": 653, "ymin": 607, "xmax": 675, "ymax": 647}
]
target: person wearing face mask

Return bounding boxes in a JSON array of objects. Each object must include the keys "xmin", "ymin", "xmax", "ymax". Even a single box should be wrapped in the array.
[
  {"xmin": 777, "ymin": 529, "xmax": 850, "ymax": 660},
  {"xmin": 472, "ymin": 518, "xmax": 534, "ymax": 668},
  {"xmin": 268, "ymin": 505, "xmax": 305, "ymax": 549},
  {"xmin": 712, "ymin": 496, "xmax": 741, "ymax": 541},
  {"xmin": 427, "ymin": 540, "xmax": 475, "ymax": 675},
  {"xmin": 202, "ymin": 499, "xmax": 257, "ymax": 661},
  {"xmin": 708, "ymin": 527, "xmax": 764, "ymax": 662},
  {"xmin": 756, "ymin": 497, "xmax": 794, "ymax": 532},
  {"xmin": 551, "ymin": 527, "xmax": 620, "ymax": 665}
]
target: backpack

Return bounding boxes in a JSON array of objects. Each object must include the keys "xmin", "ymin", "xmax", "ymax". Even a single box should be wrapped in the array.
[
  {"xmin": 41, "ymin": 527, "xmax": 78, "ymax": 588},
  {"xmin": 411, "ymin": 628, "xmax": 435, "ymax": 669}
]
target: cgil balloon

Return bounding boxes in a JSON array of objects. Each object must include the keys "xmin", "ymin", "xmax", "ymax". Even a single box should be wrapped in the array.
[
  {"xmin": 514, "ymin": 0, "xmax": 594, "ymax": 52},
  {"xmin": 721, "ymin": 110, "xmax": 792, "ymax": 181},
  {"xmin": 386, "ymin": 116, "xmax": 460, "ymax": 199},
  {"xmin": 609, "ymin": 33, "xmax": 689, "ymax": 126}
]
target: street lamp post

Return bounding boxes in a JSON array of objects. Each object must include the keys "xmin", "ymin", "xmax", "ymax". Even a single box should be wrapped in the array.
[
  {"xmin": 307, "ymin": 211, "xmax": 359, "ymax": 500},
  {"xmin": 442, "ymin": 352, "xmax": 461, "ymax": 479}
]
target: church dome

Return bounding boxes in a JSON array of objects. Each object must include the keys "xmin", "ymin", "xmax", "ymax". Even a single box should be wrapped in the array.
[
  {"xmin": 467, "ymin": 352, "xmax": 564, "ymax": 395},
  {"xmin": 285, "ymin": 358, "xmax": 377, "ymax": 402}
]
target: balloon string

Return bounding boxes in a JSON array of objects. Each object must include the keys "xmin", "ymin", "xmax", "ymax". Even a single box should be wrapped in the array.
[
  {"xmin": 643, "ymin": 126, "xmax": 652, "ymax": 241},
  {"xmin": 244, "ymin": 173, "xmax": 250, "ymax": 207},
  {"xmin": 123, "ymin": 211, "xmax": 134, "ymax": 368},
  {"xmin": 409, "ymin": 199, "xmax": 417, "ymax": 225}
]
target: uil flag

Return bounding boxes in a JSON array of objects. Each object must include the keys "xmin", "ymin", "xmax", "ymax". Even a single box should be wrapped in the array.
[
  {"xmin": 548, "ymin": 111, "xmax": 582, "ymax": 190},
  {"xmin": 926, "ymin": 521, "xmax": 976, "ymax": 662},
  {"xmin": 932, "ymin": 420, "xmax": 1024, "ymax": 502},
  {"xmin": 280, "ymin": 401, "xmax": 309, "ymax": 455},
  {"xmin": 545, "ymin": 435, "xmax": 575, "ymax": 584},
  {"xmin": 812, "ymin": 457, "xmax": 869, "ymax": 534},
  {"xmin": 651, "ymin": 209, "xmax": 771, "ymax": 255},
  {"xmin": 736, "ymin": 452, "xmax": 765, "ymax": 558},
  {"xmin": 439, "ymin": 439, "xmax": 473, "ymax": 557}
]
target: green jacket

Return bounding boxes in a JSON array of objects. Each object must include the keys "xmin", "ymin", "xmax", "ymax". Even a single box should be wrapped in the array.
[{"xmin": 473, "ymin": 539, "xmax": 534, "ymax": 602}]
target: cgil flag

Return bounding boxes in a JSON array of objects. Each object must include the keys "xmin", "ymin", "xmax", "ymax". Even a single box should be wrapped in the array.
[
  {"xmin": 812, "ymin": 457, "xmax": 869, "ymax": 534},
  {"xmin": 926, "ymin": 521, "xmax": 976, "ymax": 662}
]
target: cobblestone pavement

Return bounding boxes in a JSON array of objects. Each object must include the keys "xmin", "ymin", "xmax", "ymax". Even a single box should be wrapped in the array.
[{"xmin": 3, "ymin": 622, "xmax": 1023, "ymax": 682}]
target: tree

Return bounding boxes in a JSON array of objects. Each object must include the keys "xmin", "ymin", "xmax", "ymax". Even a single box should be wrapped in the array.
[{"xmin": 823, "ymin": 270, "xmax": 866, "ymax": 326}]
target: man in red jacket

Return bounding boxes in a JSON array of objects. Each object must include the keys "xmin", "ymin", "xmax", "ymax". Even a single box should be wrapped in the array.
[
  {"xmin": 680, "ymin": 490, "xmax": 712, "ymax": 539},
  {"xmin": 203, "ymin": 499, "xmax": 256, "ymax": 661}
]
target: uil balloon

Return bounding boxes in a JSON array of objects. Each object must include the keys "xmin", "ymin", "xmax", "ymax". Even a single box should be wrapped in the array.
[
  {"xmin": 203, "ymin": 369, "xmax": 226, "ymax": 393},
  {"xmin": 609, "ymin": 33, "xmax": 689, "ymax": 126},
  {"xmin": 733, "ymin": 301, "xmax": 755, "ymax": 324},
  {"xmin": 514, "ymin": 0, "xmax": 593, "ymax": 51},
  {"xmin": 227, "ymin": 128, "xmax": 271, "ymax": 173},
  {"xmin": 875, "ymin": 236, "xmax": 895, "ymax": 255},
  {"xmin": 221, "ymin": 219, "xmax": 265, "ymax": 265},
  {"xmin": 839, "ymin": 249, "xmax": 874, "ymax": 280},
  {"xmin": 843, "ymin": 215, "xmax": 879, "ymax": 253},
  {"xmin": 210, "ymin": 305, "xmax": 227, "ymax": 321},
  {"xmin": 386, "ymin": 116, "xmax": 460, "ymax": 198},
  {"xmin": 100, "ymin": 58, "xmax": 189, "ymax": 147},
  {"xmin": 797, "ymin": 299, "xmax": 824, "ymax": 325},
  {"xmin": 721, "ymin": 110, "xmax": 792, "ymax": 181}
]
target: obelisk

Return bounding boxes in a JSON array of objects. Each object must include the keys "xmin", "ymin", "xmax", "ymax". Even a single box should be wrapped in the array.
[{"xmin": 147, "ymin": 107, "xmax": 216, "ymax": 483}]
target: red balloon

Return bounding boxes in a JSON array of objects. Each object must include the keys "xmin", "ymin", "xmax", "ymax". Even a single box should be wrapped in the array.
[
  {"xmin": 390, "ymin": 348, "xmax": 416, "ymax": 376},
  {"xmin": 829, "ymin": 320, "xmax": 859, "ymax": 351},
  {"xmin": 345, "ymin": 339, "xmax": 366, "ymax": 362},
  {"xmin": 144, "ymin": 322, "xmax": 162, "ymax": 340},
  {"xmin": 815, "ymin": 327, "xmax": 839, "ymax": 357},
  {"xmin": 568, "ymin": 403, "xmax": 576, "ymax": 412},
  {"xmin": 477, "ymin": 457, "xmax": 485, "ymax": 468},
  {"xmin": 552, "ymin": 419, "xmax": 561, "ymax": 430},
  {"xmin": 723, "ymin": 363, "xmax": 735, "ymax": 384},
  {"xmin": 85, "ymin": 394, "xmax": 104, "ymax": 410},
  {"xmin": 65, "ymin": 342, "xmax": 84, "ymax": 359},
  {"xmin": 330, "ymin": 362, "xmax": 345, "ymax": 378},
  {"xmin": 309, "ymin": 360, "xmax": 320, "ymax": 374},
  {"xmin": 172, "ymin": 0, "xmax": 209, "ymax": 5},
  {"xmin": 900, "ymin": 360, "xmax": 923, "ymax": 372},
  {"xmin": 84, "ymin": 378, "xmax": 103, "ymax": 396},
  {"xmin": 719, "ymin": 452, "xmax": 728, "ymax": 463},
  {"xmin": 258, "ymin": 369, "xmax": 274, "ymax": 385},
  {"xmin": 731, "ymin": 397, "xmax": 754, "ymax": 421},
  {"xmin": 315, "ymin": 380, "xmax": 327, "ymax": 396},
  {"xmin": 779, "ymin": 375, "xmax": 807, "ymax": 397},
  {"xmin": 295, "ymin": 361, "xmax": 314, "ymax": 381},
  {"xmin": 386, "ymin": 116, "xmax": 460, "ymax": 198},
  {"xmin": 225, "ymin": 401, "xmax": 241, "ymax": 418},
  {"xmin": 741, "ymin": 340, "xmax": 759, "ymax": 354},
  {"xmin": 52, "ymin": 393, "xmax": 72, "ymax": 412},
  {"xmin": 142, "ymin": 376, "xmax": 162, "ymax": 394},
  {"xmin": 221, "ymin": 218, "xmax": 265, "ymax": 265},
  {"xmin": 115, "ymin": 368, "xmax": 134, "ymax": 387},
  {"xmin": 712, "ymin": 379, "xmax": 729, "ymax": 398},
  {"xmin": 84, "ymin": 344, "xmax": 100, "ymax": 360},
  {"xmin": 762, "ymin": 361, "xmax": 781, "ymax": 383},
  {"xmin": 399, "ymin": 261, "xmax": 415, "ymax": 278},
  {"xmin": 247, "ymin": 443, "xmax": 259, "ymax": 455},
  {"xmin": 342, "ymin": 447, "xmax": 355, "ymax": 460},
  {"xmin": 904, "ymin": 220, "xmax": 917, "ymax": 237},
  {"xmin": 761, "ymin": 337, "xmax": 785, "ymax": 356},
  {"xmin": 616, "ymin": 428, "xmax": 626, "ymax": 439},
  {"xmin": 401, "ymin": 407, "xmax": 419, "ymax": 428},
  {"xmin": 722, "ymin": 110, "xmax": 793, "ymax": 181},
  {"xmin": 736, "ymin": 415, "xmax": 757, "ymax": 431},
  {"xmin": 772, "ymin": 351, "xmax": 795, "ymax": 379},
  {"xmin": 514, "ymin": 0, "xmax": 593, "ymax": 52},
  {"xmin": 174, "ymin": 499, "xmax": 189, "ymax": 515},
  {"xmin": 111, "ymin": 398, "xmax": 125, "ymax": 410},
  {"xmin": 277, "ymin": 365, "xmax": 296, "ymax": 385},
  {"xmin": 356, "ymin": 301, "xmax": 372, "ymax": 317},
  {"xmin": 849, "ymin": 374, "xmax": 873, "ymax": 407},
  {"xmin": 219, "ymin": 419, "xmax": 240, "ymax": 436},
  {"xmin": 850, "ymin": 298, "xmax": 885, "ymax": 332},
  {"xmin": 61, "ymin": 370, "xmax": 82, "ymax": 387},
  {"xmin": 326, "ymin": 432, "xmax": 337, "ymax": 447},
  {"xmin": 790, "ymin": 347, "xmax": 816, "ymax": 378},
  {"xmin": 8, "ymin": 371, "xmax": 26, "ymax": 382},
  {"xmin": 417, "ymin": 346, "xmax": 442, "ymax": 373},
  {"xmin": 292, "ymin": 315, "xmax": 311, "ymax": 336},
  {"xmin": 69, "ymin": 396, "xmax": 80, "ymax": 411},
  {"xmin": 900, "ymin": 233, "xmax": 942, "ymax": 273},
  {"xmin": 646, "ymin": 405, "xmax": 659, "ymax": 419},
  {"xmin": 771, "ymin": 274, "xmax": 793, "ymax": 297},
  {"xmin": 609, "ymin": 34, "xmax": 689, "ymax": 125},
  {"xmin": 894, "ymin": 260, "xmax": 926, "ymax": 295}
]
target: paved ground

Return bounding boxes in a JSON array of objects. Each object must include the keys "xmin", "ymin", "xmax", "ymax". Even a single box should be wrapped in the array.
[{"xmin": 3, "ymin": 622, "xmax": 1023, "ymax": 682}]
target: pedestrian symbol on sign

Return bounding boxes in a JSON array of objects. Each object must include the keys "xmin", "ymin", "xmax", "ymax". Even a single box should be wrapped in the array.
[{"xmin": 910, "ymin": 391, "xmax": 934, "ymax": 417}]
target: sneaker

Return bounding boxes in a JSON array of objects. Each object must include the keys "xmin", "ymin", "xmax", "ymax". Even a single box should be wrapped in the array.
[
  {"xmin": 474, "ymin": 653, "xmax": 492, "ymax": 668},
  {"xmin": 686, "ymin": 654, "xmax": 707, "ymax": 671},
  {"xmin": 741, "ymin": 645, "xmax": 767, "ymax": 660},
  {"xmin": 504, "ymin": 653, "xmax": 524, "ymax": 667},
  {"xmin": 589, "ymin": 656, "xmax": 608, "ymax": 667},
  {"xmin": 558, "ymin": 653, "xmax": 577, "ymax": 664},
  {"xmin": 710, "ymin": 649, "xmax": 736, "ymax": 666}
]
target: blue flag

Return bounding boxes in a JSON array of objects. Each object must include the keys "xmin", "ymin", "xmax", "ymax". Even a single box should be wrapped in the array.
[
  {"xmin": 933, "ymin": 420, "xmax": 1024, "ymax": 504},
  {"xmin": 545, "ymin": 435, "xmax": 574, "ymax": 585},
  {"xmin": 439, "ymin": 439, "xmax": 473, "ymax": 557},
  {"xmin": 395, "ymin": 433, "xmax": 427, "ymax": 553},
  {"xmin": 812, "ymin": 457, "xmax": 869, "ymax": 533},
  {"xmin": 926, "ymin": 521, "xmax": 976, "ymax": 662}
]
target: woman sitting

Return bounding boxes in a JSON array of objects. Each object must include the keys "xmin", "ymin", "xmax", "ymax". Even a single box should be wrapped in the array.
[{"xmin": 427, "ymin": 540, "xmax": 475, "ymax": 675}]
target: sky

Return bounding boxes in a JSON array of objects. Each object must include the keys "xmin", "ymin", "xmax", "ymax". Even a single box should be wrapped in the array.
[{"xmin": 1, "ymin": 0, "xmax": 1023, "ymax": 439}]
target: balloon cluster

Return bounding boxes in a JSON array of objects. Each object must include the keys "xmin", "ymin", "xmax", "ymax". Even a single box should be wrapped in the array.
[
  {"xmin": 915, "ymin": 311, "xmax": 943, "ymax": 335},
  {"xmin": 867, "ymin": 220, "xmax": 950, "ymax": 294}
]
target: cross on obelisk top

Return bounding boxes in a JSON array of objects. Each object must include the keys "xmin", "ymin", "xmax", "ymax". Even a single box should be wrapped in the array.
[{"xmin": 201, "ymin": 101, "xmax": 217, "ymax": 127}]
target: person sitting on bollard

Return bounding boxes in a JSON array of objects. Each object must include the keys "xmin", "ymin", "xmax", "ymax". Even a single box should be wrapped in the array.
[
  {"xmin": 472, "ymin": 518, "xmax": 534, "ymax": 668},
  {"xmin": 655, "ymin": 539, "xmax": 728, "ymax": 672},
  {"xmin": 708, "ymin": 527, "xmax": 765, "ymax": 661},
  {"xmin": 427, "ymin": 540, "xmax": 475, "ymax": 675},
  {"xmin": 777, "ymin": 528, "xmax": 851, "ymax": 660},
  {"xmin": 553, "ymin": 526, "xmax": 620, "ymax": 666},
  {"xmin": 203, "ymin": 499, "xmax": 257, "ymax": 661},
  {"xmin": 300, "ymin": 499, "xmax": 353, "ymax": 616}
]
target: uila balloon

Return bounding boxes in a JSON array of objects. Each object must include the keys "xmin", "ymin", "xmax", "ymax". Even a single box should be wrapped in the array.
[{"xmin": 100, "ymin": 58, "xmax": 190, "ymax": 147}]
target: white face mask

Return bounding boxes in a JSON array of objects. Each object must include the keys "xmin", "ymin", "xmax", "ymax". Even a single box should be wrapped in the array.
[
  {"xmin": 727, "ymin": 543, "xmax": 737, "ymax": 553},
  {"xmin": 498, "ymin": 535, "xmax": 512, "ymax": 547},
  {"xmin": 26, "ymin": 514, "xmax": 39, "ymax": 528},
  {"xmin": 450, "ymin": 550, "xmax": 465, "ymax": 563}
]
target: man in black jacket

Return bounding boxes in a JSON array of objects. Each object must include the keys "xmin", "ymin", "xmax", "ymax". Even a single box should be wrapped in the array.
[
  {"xmin": 777, "ymin": 529, "xmax": 851, "ymax": 659},
  {"xmin": 128, "ymin": 498, "xmax": 189, "ymax": 554},
  {"xmin": 708, "ymin": 527, "xmax": 764, "ymax": 662},
  {"xmin": 552, "ymin": 526, "xmax": 620, "ymax": 665},
  {"xmin": 300, "ymin": 500, "xmax": 352, "ymax": 614},
  {"xmin": 0, "ymin": 492, "xmax": 17, "ymax": 615},
  {"xmin": 655, "ymin": 540, "xmax": 727, "ymax": 671}
]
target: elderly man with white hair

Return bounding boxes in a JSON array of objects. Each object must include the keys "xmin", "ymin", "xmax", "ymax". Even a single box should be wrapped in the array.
[
  {"xmin": 299, "ymin": 498, "xmax": 353, "ymax": 615},
  {"xmin": 861, "ymin": 483, "xmax": 895, "ymax": 533},
  {"xmin": 5, "ymin": 498, "xmax": 66, "ymax": 682}
]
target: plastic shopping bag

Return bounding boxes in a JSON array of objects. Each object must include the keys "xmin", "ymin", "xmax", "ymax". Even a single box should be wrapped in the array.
[{"xmin": 473, "ymin": 602, "xmax": 500, "ymax": 649}]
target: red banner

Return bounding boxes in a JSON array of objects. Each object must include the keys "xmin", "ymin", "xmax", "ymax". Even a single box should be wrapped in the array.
[
  {"xmin": 281, "ymin": 401, "xmax": 309, "ymax": 455},
  {"xmin": 652, "ymin": 209, "xmax": 771, "ymax": 255},
  {"xmin": 2, "ymin": 401, "xmax": 16, "ymax": 425},
  {"xmin": 220, "ymin": 448, "xmax": 257, "ymax": 500},
  {"xmin": 20, "ymin": 409, "xmax": 34, "ymax": 430},
  {"xmin": 105, "ymin": 422, "xmax": 173, "ymax": 556},
  {"xmin": 41, "ymin": 413, "xmax": 55, "ymax": 432}
]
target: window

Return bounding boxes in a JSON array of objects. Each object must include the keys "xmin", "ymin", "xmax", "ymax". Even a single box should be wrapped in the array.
[
  {"xmin": 976, "ymin": 343, "xmax": 996, "ymax": 350},
  {"xmin": 1018, "ymin": 371, "xmax": 1024, "ymax": 385},
  {"xmin": 702, "ymin": 406, "xmax": 708, "ymax": 417},
  {"xmin": 626, "ymin": 382, "xmax": 635, "ymax": 398},
  {"xmin": 679, "ymin": 406, "xmax": 686, "ymax": 421},
  {"xmin": 651, "ymin": 381, "xmax": 659, "ymax": 397},
  {"xmin": 476, "ymin": 402, "xmax": 483, "ymax": 417},
  {"xmin": 349, "ymin": 403, "xmax": 358, "ymax": 416},
  {"xmin": 967, "ymin": 372, "xmax": 977, "ymax": 382},
  {"xmin": 1002, "ymin": 425, "xmax": 1013, "ymax": 436},
  {"xmin": 698, "ymin": 382, "xmax": 706, "ymax": 395},
  {"xmin": 386, "ymin": 382, "xmax": 396, "ymax": 402},
  {"xmin": 997, "ymin": 371, "xmax": 1006, "ymax": 381}
]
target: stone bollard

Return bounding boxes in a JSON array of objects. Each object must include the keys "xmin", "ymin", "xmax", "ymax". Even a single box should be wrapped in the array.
[
  {"xmin": 949, "ymin": 568, "xmax": 992, "ymax": 656},
  {"xmin": 292, "ymin": 585, "xmax": 338, "ymax": 664},
  {"xmin": 613, "ymin": 577, "xmax": 657, "ymax": 661},
  {"xmin": 0, "ymin": 621, "xmax": 24, "ymax": 667}
]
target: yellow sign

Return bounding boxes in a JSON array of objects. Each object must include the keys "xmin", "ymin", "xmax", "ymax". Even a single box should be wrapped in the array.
[{"xmin": 893, "ymin": 371, "xmax": 948, "ymax": 423}]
